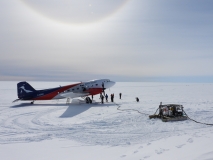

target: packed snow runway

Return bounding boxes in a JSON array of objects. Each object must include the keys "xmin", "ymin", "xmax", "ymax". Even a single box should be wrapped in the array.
[{"xmin": 1, "ymin": 82, "xmax": 213, "ymax": 160}]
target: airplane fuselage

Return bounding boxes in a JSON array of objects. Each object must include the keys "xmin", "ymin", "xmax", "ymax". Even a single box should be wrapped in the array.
[{"xmin": 16, "ymin": 79, "xmax": 115, "ymax": 101}]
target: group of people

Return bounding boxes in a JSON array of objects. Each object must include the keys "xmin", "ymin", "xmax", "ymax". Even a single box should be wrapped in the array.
[
  {"xmin": 100, "ymin": 93, "xmax": 115, "ymax": 104},
  {"xmin": 98, "ymin": 92, "xmax": 139, "ymax": 104}
]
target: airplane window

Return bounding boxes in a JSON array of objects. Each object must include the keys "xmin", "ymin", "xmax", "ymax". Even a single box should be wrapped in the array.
[
  {"xmin": 77, "ymin": 88, "xmax": 79, "ymax": 90},
  {"xmin": 96, "ymin": 84, "xmax": 98, "ymax": 86},
  {"xmin": 72, "ymin": 89, "xmax": 74, "ymax": 91}
]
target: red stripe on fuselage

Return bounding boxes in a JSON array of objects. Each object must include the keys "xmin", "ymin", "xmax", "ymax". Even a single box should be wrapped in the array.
[
  {"xmin": 33, "ymin": 83, "xmax": 81, "ymax": 100},
  {"xmin": 87, "ymin": 88, "xmax": 103, "ymax": 95}
]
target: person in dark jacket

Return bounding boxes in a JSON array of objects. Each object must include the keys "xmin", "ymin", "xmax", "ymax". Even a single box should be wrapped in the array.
[
  {"xmin": 112, "ymin": 93, "xmax": 114, "ymax": 102},
  {"xmin": 119, "ymin": 93, "xmax": 122, "ymax": 99},
  {"xmin": 105, "ymin": 94, "xmax": 108, "ymax": 102},
  {"xmin": 136, "ymin": 97, "xmax": 139, "ymax": 102},
  {"xmin": 100, "ymin": 94, "xmax": 104, "ymax": 104}
]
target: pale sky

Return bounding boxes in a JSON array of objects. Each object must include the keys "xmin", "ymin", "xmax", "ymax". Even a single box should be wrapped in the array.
[{"xmin": 1, "ymin": 0, "xmax": 213, "ymax": 82}]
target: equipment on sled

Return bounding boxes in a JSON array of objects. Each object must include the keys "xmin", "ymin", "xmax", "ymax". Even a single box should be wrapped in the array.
[{"xmin": 149, "ymin": 102, "xmax": 188, "ymax": 122}]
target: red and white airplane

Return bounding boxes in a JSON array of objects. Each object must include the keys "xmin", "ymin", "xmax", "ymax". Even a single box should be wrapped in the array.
[{"xmin": 13, "ymin": 79, "xmax": 115, "ymax": 103}]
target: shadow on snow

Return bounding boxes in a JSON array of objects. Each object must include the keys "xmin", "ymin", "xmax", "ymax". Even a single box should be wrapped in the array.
[
  {"xmin": 10, "ymin": 103, "xmax": 67, "ymax": 108},
  {"xmin": 10, "ymin": 102, "xmax": 116, "ymax": 118},
  {"xmin": 60, "ymin": 103, "xmax": 115, "ymax": 118}
]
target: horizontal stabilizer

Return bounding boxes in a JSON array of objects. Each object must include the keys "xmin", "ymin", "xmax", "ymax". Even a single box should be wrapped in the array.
[{"xmin": 13, "ymin": 99, "xmax": 20, "ymax": 103}]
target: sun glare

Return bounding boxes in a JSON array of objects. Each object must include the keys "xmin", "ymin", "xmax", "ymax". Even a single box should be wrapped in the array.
[{"xmin": 20, "ymin": 0, "xmax": 129, "ymax": 25}]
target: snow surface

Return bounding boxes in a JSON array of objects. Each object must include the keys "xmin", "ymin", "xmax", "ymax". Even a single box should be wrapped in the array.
[{"xmin": 1, "ymin": 81, "xmax": 213, "ymax": 160}]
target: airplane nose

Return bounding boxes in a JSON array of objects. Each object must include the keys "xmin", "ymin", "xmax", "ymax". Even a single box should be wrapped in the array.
[
  {"xmin": 109, "ymin": 81, "xmax": 116, "ymax": 88},
  {"xmin": 103, "ymin": 80, "xmax": 116, "ymax": 89}
]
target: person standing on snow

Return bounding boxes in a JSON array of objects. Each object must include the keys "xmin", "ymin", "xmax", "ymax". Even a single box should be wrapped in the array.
[
  {"xmin": 111, "ymin": 94, "xmax": 114, "ymax": 102},
  {"xmin": 112, "ymin": 93, "xmax": 114, "ymax": 102},
  {"xmin": 101, "ymin": 94, "xmax": 104, "ymax": 104},
  {"xmin": 105, "ymin": 94, "xmax": 108, "ymax": 102},
  {"xmin": 119, "ymin": 93, "xmax": 122, "ymax": 99}
]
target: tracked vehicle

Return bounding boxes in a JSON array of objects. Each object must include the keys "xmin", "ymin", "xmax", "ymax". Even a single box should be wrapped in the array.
[{"xmin": 149, "ymin": 102, "xmax": 188, "ymax": 122}]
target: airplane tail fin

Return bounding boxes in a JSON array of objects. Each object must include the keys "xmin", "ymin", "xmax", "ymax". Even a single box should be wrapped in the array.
[{"xmin": 17, "ymin": 82, "xmax": 36, "ymax": 99}]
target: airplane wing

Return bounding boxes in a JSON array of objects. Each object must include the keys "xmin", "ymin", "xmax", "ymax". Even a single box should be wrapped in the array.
[{"xmin": 60, "ymin": 92, "xmax": 89, "ymax": 98}]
